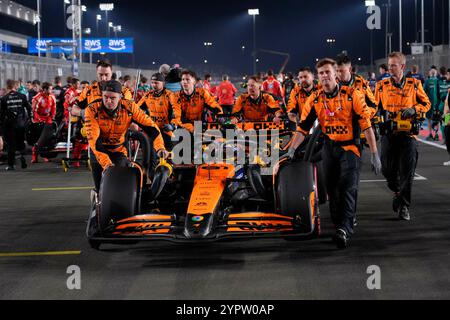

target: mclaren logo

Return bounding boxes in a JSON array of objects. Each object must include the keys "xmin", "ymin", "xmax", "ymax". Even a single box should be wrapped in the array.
[{"xmin": 325, "ymin": 126, "xmax": 349, "ymax": 135}]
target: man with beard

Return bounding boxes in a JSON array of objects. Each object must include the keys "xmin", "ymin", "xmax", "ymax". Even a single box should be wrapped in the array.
[{"xmin": 287, "ymin": 67, "xmax": 320, "ymax": 123}]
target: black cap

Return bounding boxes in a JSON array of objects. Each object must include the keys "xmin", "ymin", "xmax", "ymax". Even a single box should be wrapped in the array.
[
  {"xmin": 102, "ymin": 80, "xmax": 122, "ymax": 93},
  {"xmin": 151, "ymin": 72, "xmax": 165, "ymax": 82}
]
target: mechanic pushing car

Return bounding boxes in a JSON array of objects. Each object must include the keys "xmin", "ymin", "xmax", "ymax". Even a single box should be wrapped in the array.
[
  {"xmin": 375, "ymin": 52, "xmax": 431, "ymax": 221},
  {"xmin": 173, "ymin": 69, "xmax": 223, "ymax": 133},
  {"xmin": 231, "ymin": 75, "xmax": 283, "ymax": 123},
  {"xmin": 84, "ymin": 80, "xmax": 169, "ymax": 192},
  {"xmin": 71, "ymin": 60, "xmax": 131, "ymax": 118},
  {"xmin": 286, "ymin": 67, "xmax": 320, "ymax": 123},
  {"xmin": 136, "ymin": 72, "xmax": 182, "ymax": 150},
  {"xmin": 288, "ymin": 58, "xmax": 381, "ymax": 249}
]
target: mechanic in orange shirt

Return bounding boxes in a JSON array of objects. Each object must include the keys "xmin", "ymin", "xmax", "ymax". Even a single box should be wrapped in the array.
[
  {"xmin": 288, "ymin": 58, "xmax": 381, "ymax": 249},
  {"xmin": 31, "ymin": 82, "xmax": 56, "ymax": 163},
  {"xmin": 375, "ymin": 52, "xmax": 431, "ymax": 221},
  {"xmin": 172, "ymin": 70, "xmax": 223, "ymax": 133},
  {"xmin": 136, "ymin": 72, "xmax": 182, "ymax": 149},
  {"xmin": 336, "ymin": 54, "xmax": 377, "ymax": 117},
  {"xmin": 287, "ymin": 67, "xmax": 320, "ymax": 123},
  {"xmin": 72, "ymin": 60, "xmax": 132, "ymax": 117},
  {"xmin": 232, "ymin": 75, "xmax": 283, "ymax": 122},
  {"xmin": 84, "ymin": 80, "xmax": 169, "ymax": 191}
]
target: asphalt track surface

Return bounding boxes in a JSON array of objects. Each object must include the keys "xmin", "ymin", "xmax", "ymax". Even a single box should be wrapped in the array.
[{"xmin": 0, "ymin": 138, "xmax": 449, "ymax": 300}]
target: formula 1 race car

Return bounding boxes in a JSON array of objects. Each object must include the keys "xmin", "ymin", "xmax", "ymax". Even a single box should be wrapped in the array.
[
  {"xmin": 26, "ymin": 117, "xmax": 90, "ymax": 171},
  {"xmin": 86, "ymin": 117, "xmax": 326, "ymax": 250}
]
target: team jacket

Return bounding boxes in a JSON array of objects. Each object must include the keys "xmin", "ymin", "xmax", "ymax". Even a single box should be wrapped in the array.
[
  {"xmin": 339, "ymin": 74, "xmax": 377, "ymax": 118},
  {"xmin": 232, "ymin": 92, "xmax": 282, "ymax": 121},
  {"xmin": 63, "ymin": 87, "xmax": 80, "ymax": 120},
  {"xmin": 375, "ymin": 76, "xmax": 431, "ymax": 117},
  {"xmin": 297, "ymin": 85, "xmax": 373, "ymax": 157},
  {"xmin": 172, "ymin": 88, "xmax": 223, "ymax": 132},
  {"xmin": 262, "ymin": 76, "xmax": 283, "ymax": 98},
  {"xmin": 0, "ymin": 90, "xmax": 31, "ymax": 126},
  {"xmin": 287, "ymin": 83, "xmax": 320, "ymax": 115},
  {"xmin": 215, "ymin": 80, "xmax": 238, "ymax": 106},
  {"xmin": 84, "ymin": 99, "xmax": 165, "ymax": 169},
  {"xmin": 136, "ymin": 88, "xmax": 182, "ymax": 129},
  {"xmin": 32, "ymin": 92, "xmax": 56, "ymax": 124},
  {"xmin": 77, "ymin": 81, "xmax": 132, "ymax": 110}
]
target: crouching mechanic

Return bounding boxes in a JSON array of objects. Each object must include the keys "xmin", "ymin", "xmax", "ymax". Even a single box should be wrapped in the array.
[
  {"xmin": 288, "ymin": 58, "xmax": 382, "ymax": 249},
  {"xmin": 84, "ymin": 80, "xmax": 169, "ymax": 192}
]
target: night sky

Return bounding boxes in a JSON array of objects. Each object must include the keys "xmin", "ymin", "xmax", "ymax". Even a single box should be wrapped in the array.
[{"xmin": 1, "ymin": 0, "xmax": 447, "ymax": 76}]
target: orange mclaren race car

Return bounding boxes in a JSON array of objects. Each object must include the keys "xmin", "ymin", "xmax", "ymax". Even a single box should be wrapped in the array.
[{"xmin": 86, "ymin": 115, "xmax": 326, "ymax": 249}]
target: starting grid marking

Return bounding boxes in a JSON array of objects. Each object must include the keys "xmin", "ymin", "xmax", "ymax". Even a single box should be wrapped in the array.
[
  {"xmin": 32, "ymin": 187, "xmax": 93, "ymax": 191},
  {"xmin": 361, "ymin": 173, "xmax": 427, "ymax": 183},
  {"xmin": 0, "ymin": 251, "xmax": 81, "ymax": 258}
]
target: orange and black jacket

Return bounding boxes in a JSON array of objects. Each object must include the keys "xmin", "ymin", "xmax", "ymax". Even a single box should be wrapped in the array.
[
  {"xmin": 375, "ymin": 76, "xmax": 431, "ymax": 123},
  {"xmin": 172, "ymin": 87, "xmax": 223, "ymax": 132},
  {"xmin": 136, "ymin": 88, "xmax": 182, "ymax": 129},
  {"xmin": 77, "ymin": 81, "xmax": 133, "ymax": 110},
  {"xmin": 232, "ymin": 92, "xmax": 282, "ymax": 121},
  {"xmin": 339, "ymin": 74, "xmax": 377, "ymax": 118},
  {"xmin": 286, "ymin": 83, "xmax": 320, "ymax": 115},
  {"xmin": 297, "ymin": 85, "xmax": 373, "ymax": 157},
  {"xmin": 84, "ymin": 99, "xmax": 165, "ymax": 169}
]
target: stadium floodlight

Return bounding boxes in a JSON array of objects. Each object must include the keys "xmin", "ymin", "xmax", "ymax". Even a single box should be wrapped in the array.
[
  {"xmin": 108, "ymin": 22, "xmax": 113, "ymax": 27},
  {"xmin": 81, "ymin": 5, "xmax": 87, "ymax": 12},
  {"xmin": 248, "ymin": 9, "xmax": 259, "ymax": 15},
  {"xmin": 99, "ymin": 3, "xmax": 114, "ymax": 11},
  {"xmin": 96, "ymin": 14, "xmax": 101, "ymax": 20},
  {"xmin": 64, "ymin": 0, "xmax": 70, "ymax": 4},
  {"xmin": 365, "ymin": 1, "xmax": 375, "ymax": 6}
]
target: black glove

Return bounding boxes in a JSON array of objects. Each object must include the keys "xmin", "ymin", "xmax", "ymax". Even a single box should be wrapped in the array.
[
  {"xmin": 163, "ymin": 123, "xmax": 175, "ymax": 132},
  {"xmin": 401, "ymin": 107, "xmax": 416, "ymax": 119}
]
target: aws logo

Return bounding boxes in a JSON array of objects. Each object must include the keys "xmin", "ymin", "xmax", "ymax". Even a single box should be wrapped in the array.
[
  {"xmin": 325, "ymin": 126, "xmax": 349, "ymax": 135},
  {"xmin": 35, "ymin": 40, "xmax": 52, "ymax": 51},
  {"xmin": 85, "ymin": 39, "xmax": 101, "ymax": 51},
  {"xmin": 109, "ymin": 39, "xmax": 126, "ymax": 51}
]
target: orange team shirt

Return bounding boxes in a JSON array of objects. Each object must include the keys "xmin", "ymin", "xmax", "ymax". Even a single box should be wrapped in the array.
[
  {"xmin": 297, "ymin": 85, "xmax": 373, "ymax": 157},
  {"xmin": 232, "ymin": 92, "xmax": 282, "ymax": 121},
  {"xmin": 84, "ymin": 99, "xmax": 165, "ymax": 169}
]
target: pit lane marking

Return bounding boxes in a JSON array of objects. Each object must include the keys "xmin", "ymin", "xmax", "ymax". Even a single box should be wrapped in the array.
[
  {"xmin": 417, "ymin": 137, "xmax": 447, "ymax": 150},
  {"xmin": 32, "ymin": 187, "xmax": 93, "ymax": 191},
  {"xmin": 0, "ymin": 251, "xmax": 81, "ymax": 257},
  {"xmin": 361, "ymin": 173, "xmax": 427, "ymax": 183}
]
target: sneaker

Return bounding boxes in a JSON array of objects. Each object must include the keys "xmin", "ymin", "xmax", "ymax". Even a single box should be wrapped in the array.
[
  {"xmin": 20, "ymin": 156, "xmax": 27, "ymax": 169},
  {"xmin": 4, "ymin": 165, "xmax": 16, "ymax": 171},
  {"xmin": 399, "ymin": 206, "xmax": 411, "ymax": 221},
  {"xmin": 443, "ymin": 160, "xmax": 450, "ymax": 166},
  {"xmin": 335, "ymin": 229, "xmax": 348, "ymax": 249}
]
